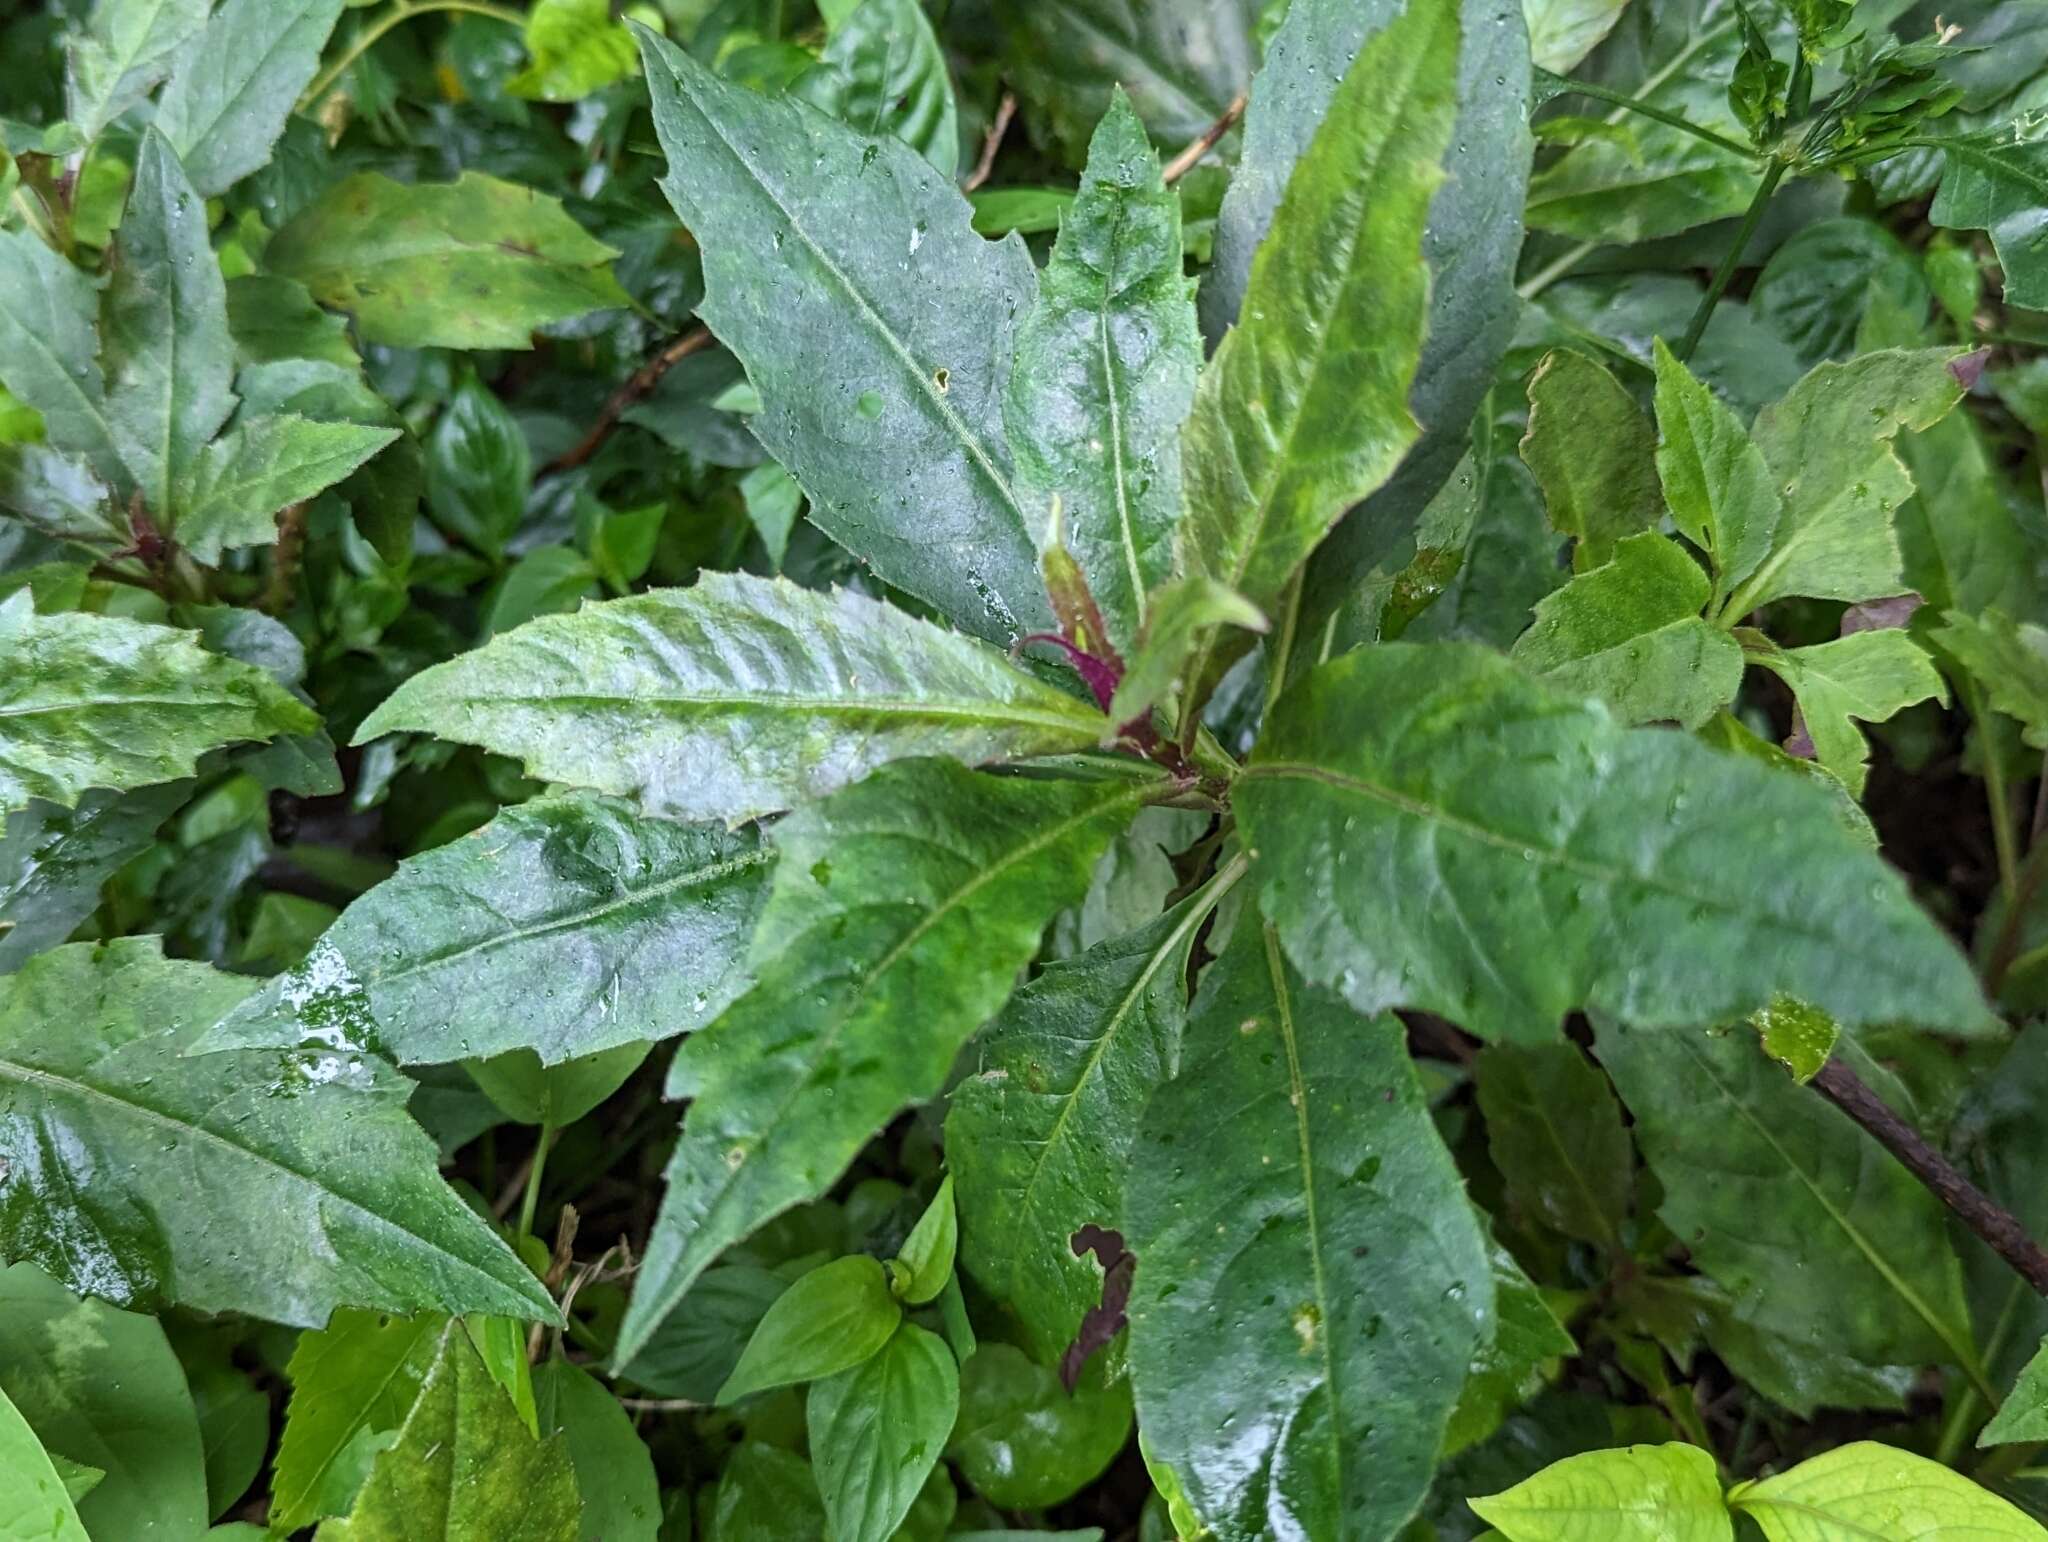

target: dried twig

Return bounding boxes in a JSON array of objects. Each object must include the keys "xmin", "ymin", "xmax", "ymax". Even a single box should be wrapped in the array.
[
  {"xmin": 543, "ymin": 325, "xmax": 715, "ymax": 476},
  {"xmin": 964, "ymin": 91, "xmax": 1017, "ymax": 193},
  {"xmin": 1162, "ymin": 92, "xmax": 1248, "ymax": 185}
]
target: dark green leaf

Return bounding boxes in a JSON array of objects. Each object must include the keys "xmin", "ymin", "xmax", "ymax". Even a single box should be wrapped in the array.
[
  {"xmin": 1929, "ymin": 123, "xmax": 2048, "ymax": 310},
  {"xmin": 463, "ymin": 1044, "xmax": 649, "ymax": 1129},
  {"xmin": 1473, "ymin": 1043, "xmax": 1631, "ymax": 1249},
  {"xmin": 1519, "ymin": 349, "xmax": 1664, "ymax": 571},
  {"xmin": 1933, "ymin": 608, "xmax": 2048, "ymax": 749},
  {"xmin": 0, "ymin": 232, "xmax": 120, "ymax": 489},
  {"xmin": 177, "ymin": 413, "xmax": 399, "ymax": 563},
  {"xmin": 1750, "ymin": 218, "xmax": 1931, "ymax": 367},
  {"xmin": 422, "ymin": 373, "xmax": 530, "ymax": 559},
  {"xmin": 155, "ymin": 0, "xmax": 343, "ymax": 197},
  {"xmin": 532, "ymin": 1360, "xmax": 660, "ymax": 1542},
  {"xmin": 1981, "ymin": 1338, "xmax": 2048, "ymax": 1446},
  {"xmin": 712, "ymin": 1442, "xmax": 825, "ymax": 1541},
  {"xmin": 65, "ymin": 0, "xmax": 210, "ymax": 143},
  {"xmin": 796, "ymin": 0, "xmax": 960, "ymax": 178},
  {"xmin": 718, "ymin": 1255, "xmax": 902, "ymax": 1404},
  {"xmin": 0, "ymin": 783, "xmax": 187, "ymax": 973},
  {"xmin": 1445, "ymin": 1246, "xmax": 1578, "ymax": 1457},
  {"xmin": 947, "ymin": 1344, "xmax": 1132, "ymax": 1510},
  {"xmin": 808, "ymin": 1321, "xmax": 958, "ymax": 1542}
]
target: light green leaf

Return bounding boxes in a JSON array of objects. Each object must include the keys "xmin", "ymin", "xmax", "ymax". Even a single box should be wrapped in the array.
[
  {"xmin": 0, "ymin": 1380, "xmax": 90, "ymax": 1542},
  {"xmin": 225, "ymin": 274, "xmax": 360, "ymax": 368},
  {"xmin": 796, "ymin": 0, "xmax": 960, "ymax": 178},
  {"xmin": 1729, "ymin": 1441, "xmax": 2048, "ymax": 1540},
  {"xmin": 0, "ymin": 229, "xmax": 121, "ymax": 489},
  {"xmin": 175, "ymin": 413, "xmax": 399, "ymax": 562},
  {"xmin": 463, "ymin": 1043, "xmax": 648, "ymax": 1129},
  {"xmin": 0, "ymin": 783, "xmax": 188, "ymax": 972},
  {"xmin": 65, "ymin": 0, "xmax": 211, "ymax": 143},
  {"xmin": 738, "ymin": 463, "xmax": 800, "ymax": 569},
  {"xmin": 0, "ymin": 1263, "xmax": 207, "ymax": 1541},
  {"xmin": 1595, "ymin": 1018, "xmax": 1979, "ymax": 1383},
  {"xmin": 1929, "ymin": 120, "xmax": 2048, "ymax": 311},
  {"xmin": 1474, "ymin": 1043, "xmax": 1631, "ymax": 1249},
  {"xmin": 1125, "ymin": 918, "xmax": 1493, "ymax": 1541},
  {"xmin": 1237, "ymin": 643, "xmax": 1993, "ymax": 1042},
  {"xmin": 1651, "ymin": 336, "xmax": 1782, "ymax": 610},
  {"xmin": 614, "ymin": 761, "xmax": 1145, "ymax": 1366},
  {"xmin": 1695, "ymin": 709, "xmax": 1876, "ymax": 848},
  {"xmin": 634, "ymin": 22, "xmax": 1050, "ymax": 645},
  {"xmin": 948, "ymin": 888, "xmax": 1220, "ymax": 1365},
  {"xmin": 272, "ymin": 1308, "xmax": 447, "ymax": 1534},
  {"xmin": 1510, "ymin": 531, "xmax": 1742, "ymax": 729},
  {"xmin": 508, "ymin": 0, "xmax": 638, "ymax": 103},
  {"xmin": 1520, "ymin": 349, "xmax": 1664, "ymax": 571},
  {"xmin": 1106, "ymin": 576, "xmax": 1266, "ymax": 728},
  {"xmin": 101, "ymin": 130, "xmax": 235, "ymax": 518},
  {"xmin": 532, "ymin": 1360, "xmax": 660, "ymax": 1542},
  {"xmin": 354, "ymin": 573, "xmax": 1111, "ymax": 825},
  {"xmin": 1729, "ymin": 349, "xmax": 1968, "ymax": 615},
  {"xmin": 1468, "ymin": 1443, "xmax": 1732, "ymax": 1542},
  {"xmin": 155, "ymin": 0, "xmax": 345, "ymax": 197},
  {"xmin": 808, "ymin": 1321, "xmax": 958, "ymax": 1542},
  {"xmin": 316, "ymin": 1324, "xmax": 581, "ymax": 1542},
  {"xmin": 201, "ymin": 793, "xmax": 770, "ymax": 1067},
  {"xmin": 1004, "ymin": 91, "xmax": 1199, "ymax": 654},
  {"xmin": 947, "ymin": 1344, "xmax": 1132, "ymax": 1510},
  {"xmin": 1751, "ymin": 995, "xmax": 1839, "ymax": 1085},
  {"xmin": 1747, "ymin": 628, "xmax": 1948, "ymax": 796},
  {"xmin": 0, "ymin": 938, "xmax": 559, "ymax": 1327},
  {"xmin": 1525, "ymin": 0, "xmax": 1633, "ymax": 72},
  {"xmin": 894, "ymin": 1175, "xmax": 956, "ymax": 1306},
  {"xmin": 0, "ymin": 594, "xmax": 316, "ymax": 818},
  {"xmin": 266, "ymin": 172, "xmax": 631, "ymax": 351},
  {"xmin": 1933, "ymin": 608, "xmax": 2048, "ymax": 749},
  {"xmin": 1177, "ymin": 0, "xmax": 1458, "ymax": 706},
  {"xmin": 718, "ymin": 1256, "xmax": 902, "ymax": 1404},
  {"xmin": 1981, "ymin": 1338, "xmax": 2048, "ymax": 1446}
]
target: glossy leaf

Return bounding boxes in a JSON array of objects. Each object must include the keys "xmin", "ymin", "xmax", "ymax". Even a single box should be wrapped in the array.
[
  {"xmin": 1124, "ymin": 920, "xmax": 1493, "ymax": 1542},
  {"xmin": 532, "ymin": 1360, "xmax": 661, "ymax": 1542},
  {"xmin": 894, "ymin": 1175, "xmax": 956, "ymax": 1305},
  {"xmin": 1509, "ymin": 532, "xmax": 1742, "ymax": 729},
  {"xmin": 1751, "ymin": 995, "xmax": 1839, "ymax": 1084},
  {"xmin": 712, "ymin": 1443, "xmax": 826, "ymax": 1541},
  {"xmin": 614, "ymin": 762, "xmax": 1146, "ymax": 1365},
  {"xmin": 1105, "ymin": 576, "xmax": 1266, "ymax": 727},
  {"xmin": 0, "ymin": 595, "xmax": 317, "ymax": 818},
  {"xmin": 797, "ymin": 0, "xmax": 960, "ymax": 178},
  {"xmin": 1447, "ymin": 1246, "xmax": 1579, "ymax": 1456},
  {"xmin": 266, "ymin": 172, "xmax": 632, "ymax": 350},
  {"xmin": 634, "ymin": 22, "xmax": 1052, "ymax": 645},
  {"xmin": 316, "ymin": 1323, "xmax": 581, "ymax": 1542},
  {"xmin": 202, "ymin": 794, "xmax": 771, "ymax": 1067},
  {"xmin": 1981, "ymin": 1338, "xmax": 2048, "ymax": 1446},
  {"xmin": 0, "ymin": 783, "xmax": 187, "ymax": 973},
  {"xmin": 1651, "ymin": 337, "xmax": 1782, "ymax": 611},
  {"xmin": 1520, "ymin": 349, "xmax": 1664, "ymax": 571},
  {"xmin": 1004, "ymin": 91, "xmax": 1200, "ymax": 653},
  {"xmin": 1747, "ymin": 629, "xmax": 1947, "ymax": 796},
  {"xmin": 947, "ymin": 1344, "xmax": 1132, "ymax": 1509},
  {"xmin": 808, "ymin": 1321, "xmax": 959, "ymax": 1542},
  {"xmin": 1176, "ymin": 0, "xmax": 1458, "ymax": 705},
  {"xmin": 718, "ymin": 1256, "xmax": 901, "ymax": 1404},
  {"xmin": 1237, "ymin": 643, "xmax": 1993, "ymax": 1041},
  {"xmin": 355, "ymin": 573, "xmax": 1110, "ymax": 825},
  {"xmin": 422, "ymin": 372, "xmax": 530, "ymax": 559},
  {"xmin": 176, "ymin": 413, "xmax": 400, "ymax": 563},
  {"xmin": 1474, "ymin": 1043, "xmax": 1631, "ymax": 1249},
  {"xmin": 1468, "ymin": 1443, "xmax": 1732, "ymax": 1542},
  {"xmin": 155, "ymin": 0, "xmax": 343, "ymax": 197},
  {"xmin": 0, "ymin": 1380, "xmax": 90, "ymax": 1542},
  {"xmin": 0, "ymin": 938, "xmax": 557, "ymax": 1327},
  {"xmin": 1728, "ymin": 1442, "xmax": 2048, "ymax": 1540},
  {"xmin": 1929, "ymin": 123, "xmax": 2048, "ymax": 311},
  {"xmin": 65, "ymin": 0, "xmax": 210, "ymax": 143}
]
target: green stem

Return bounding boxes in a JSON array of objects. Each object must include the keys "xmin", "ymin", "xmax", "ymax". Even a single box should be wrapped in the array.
[
  {"xmin": 1517, "ymin": 239, "xmax": 1600, "ymax": 300},
  {"xmin": 299, "ymin": 0, "xmax": 526, "ymax": 110},
  {"xmin": 1261, "ymin": 573, "xmax": 1304, "ymax": 727},
  {"xmin": 1964, "ymin": 674, "xmax": 2024, "ymax": 913},
  {"xmin": 1534, "ymin": 69, "xmax": 1762, "ymax": 160},
  {"xmin": 9, "ymin": 185, "xmax": 60, "ymax": 252},
  {"xmin": 518, "ymin": 1123, "xmax": 557, "ymax": 1240},
  {"xmin": 1677, "ymin": 158, "xmax": 1786, "ymax": 361}
]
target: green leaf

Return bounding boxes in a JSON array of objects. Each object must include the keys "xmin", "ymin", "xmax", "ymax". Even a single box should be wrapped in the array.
[
  {"xmin": 0, "ymin": 1380, "xmax": 90, "ymax": 1542},
  {"xmin": 1594, "ymin": 1018, "xmax": 1979, "ymax": 1382},
  {"xmin": 1728, "ymin": 349, "xmax": 1967, "ymax": 615},
  {"xmin": 737, "ymin": 463, "xmax": 801, "ymax": 570},
  {"xmin": 265, "ymin": 172, "xmax": 631, "ymax": 351},
  {"xmin": 101, "ymin": 130, "xmax": 236, "ymax": 519},
  {"xmin": 272, "ymin": 1308, "xmax": 447, "ymax": 1534},
  {"xmin": 508, "ymin": 0, "xmax": 639, "ymax": 103},
  {"xmin": 204, "ymin": 793, "xmax": 769, "ymax": 1067},
  {"xmin": 1728, "ymin": 1441, "xmax": 2048, "ymax": 1540},
  {"xmin": 1749, "ymin": 219, "xmax": 1931, "ymax": 369},
  {"xmin": 1747, "ymin": 628, "xmax": 1948, "ymax": 796},
  {"xmin": 423, "ymin": 372, "xmax": 530, "ymax": 559},
  {"xmin": 1106, "ymin": 576, "xmax": 1266, "ymax": 728},
  {"xmin": 1896, "ymin": 405, "xmax": 2047, "ymax": 622},
  {"xmin": 65, "ymin": 0, "xmax": 210, "ymax": 143},
  {"xmin": 1003, "ymin": 91, "xmax": 1199, "ymax": 654},
  {"xmin": 1929, "ymin": 121, "xmax": 2048, "ymax": 311},
  {"xmin": 175, "ymin": 413, "xmax": 399, "ymax": 562},
  {"xmin": 0, "ymin": 230, "xmax": 120, "ymax": 489},
  {"xmin": 1981, "ymin": 1338, "xmax": 2048, "ymax": 1446},
  {"xmin": 185, "ymin": 1346, "xmax": 267, "ymax": 1523},
  {"xmin": 1651, "ymin": 337, "xmax": 1782, "ymax": 610},
  {"xmin": 0, "ymin": 1263, "xmax": 207, "ymax": 1541},
  {"xmin": 354, "ymin": 573, "xmax": 1111, "ymax": 825},
  {"xmin": 1446, "ymin": 1246, "xmax": 1579, "ymax": 1456},
  {"xmin": 614, "ymin": 762, "xmax": 1144, "ymax": 1366},
  {"xmin": 796, "ymin": 0, "xmax": 960, "ymax": 179},
  {"xmin": 1124, "ymin": 919, "xmax": 1494, "ymax": 1542},
  {"xmin": 0, "ymin": 938, "xmax": 559, "ymax": 1327},
  {"xmin": 947, "ymin": 1344, "xmax": 1132, "ymax": 1510},
  {"xmin": 0, "ymin": 595, "xmax": 317, "ymax": 818},
  {"xmin": 948, "ymin": 889, "xmax": 1218, "ymax": 1365},
  {"xmin": 718, "ymin": 1255, "xmax": 902, "ymax": 1403},
  {"xmin": 1468, "ymin": 1443, "xmax": 1732, "ymax": 1542},
  {"xmin": 226, "ymin": 274, "xmax": 361, "ymax": 368},
  {"xmin": 1238, "ymin": 643, "xmax": 1992, "ymax": 1042},
  {"xmin": 634, "ymin": 22, "xmax": 1051, "ymax": 645},
  {"xmin": 1509, "ymin": 532, "xmax": 1742, "ymax": 729},
  {"xmin": 1933, "ymin": 608, "xmax": 2048, "ymax": 748},
  {"xmin": 1474, "ymin": 1043, "xmax": 1631, "ymax": 1249},
  {"xmin": 316, "ymin": 1323, "xmax": 581, "ymax": 1542},
  {"xmin": 711, "ymin": 1443, "xmax": 826, "ymax": 1542},
  {"xmin": 155, "ymin": 0, "xmax": 343, "ymax": 196},
  {"xmin": 894, "ymin": 1175, "xmax": 956, "ymax": 1306},
  {"xmin": 531, "ymin": 1360, "xmax": 660, "ymax": 1542},
  {"xmin": 1751, "ymin": 995, "xmax": 1839, "ymax": 1084},
  {"xmin": 1176, "ymin": 0, "xmax": 1459, "ymax": 705},
  {"xmin": 808, "ymin": 1321, "xmax": 959, "ymax": 1542},
  {"xmin": 1524, "ymin": 0, "xmax": 1633, "ymax": 72},
  {"xmin": 0, "ymin": 783, "xmax": 187, "ymax": 972},
  {"xmin": 463, "ymin": 1044, "xmax": 649, "ymax": 1128},
  {"xmin": 1520, "ymin": 349, "xmax": 1664, "ymax": 571}
]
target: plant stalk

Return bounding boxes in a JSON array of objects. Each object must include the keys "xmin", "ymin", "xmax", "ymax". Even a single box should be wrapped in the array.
[
  {"xmin": 1677, "ymin": 159, "xmax": 1786, "ymax": 360},
  {"xmin": 299, "ymin": 0, "xmax": 526, "ymax": 111},
  {"xmin": 518, "ymin": 1123, "xmax": 557, "ymax": 1240},
  {"xmin": 1534, "ymin": 70, "xmax": 1762, "ymax": 160}
]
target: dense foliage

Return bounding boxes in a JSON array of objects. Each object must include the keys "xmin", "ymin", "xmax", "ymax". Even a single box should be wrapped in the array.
[{"xmin": 3, "ymin": 0, "xmax": 2048, "ymax": 1537}]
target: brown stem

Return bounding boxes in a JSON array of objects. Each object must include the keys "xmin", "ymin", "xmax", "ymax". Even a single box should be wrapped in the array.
[
  {"xmin": 543, "ymin": 326, "xmax": 715, "ymax": 476},
  {"xmin": 263, "ymin": 501, "xmax": 310, "ymax": 615},
  {"xmin": 1811, "ymin": 1056, "xmax": 2048, "ymax": 1298},
  {"xmin": 1162, "ymin": 92, "xmax": 1248, "ymax": 185},
  {"xmin": 963, "ymin": 91, "xmax": 1017, "ymax": 193}
]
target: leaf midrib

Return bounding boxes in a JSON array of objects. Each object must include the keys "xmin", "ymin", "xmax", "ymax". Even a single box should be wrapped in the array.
[{"xmin": 382, "ymin": 688, "xmax": 1104, "ymax": 734}]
